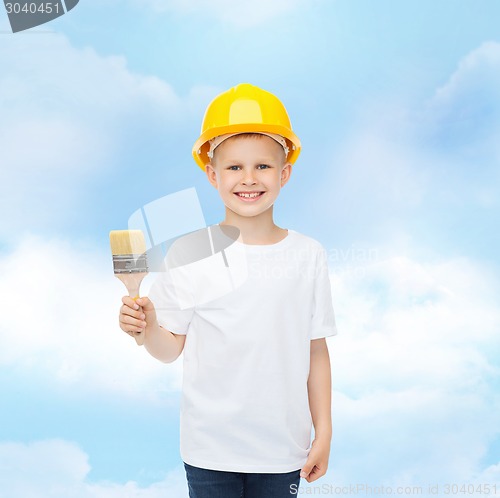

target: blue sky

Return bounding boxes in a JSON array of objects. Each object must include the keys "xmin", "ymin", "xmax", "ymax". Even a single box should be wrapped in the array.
[{"xmin": 1, "ymin": 1, "xmax": 500, "ymax": 496}]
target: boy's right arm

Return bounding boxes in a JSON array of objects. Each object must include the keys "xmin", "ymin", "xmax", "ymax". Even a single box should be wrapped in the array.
[{"xmin": 119, "ymin": 296, "xmax": 186, "ymax": 363}]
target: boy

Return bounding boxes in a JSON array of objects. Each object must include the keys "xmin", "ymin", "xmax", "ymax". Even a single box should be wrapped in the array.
[{"xmin": 119, "ymin": 83, "xmax": 337, "ymax": 497}]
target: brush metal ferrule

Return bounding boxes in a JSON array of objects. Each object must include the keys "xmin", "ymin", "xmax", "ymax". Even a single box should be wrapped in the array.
[{"xmin": 112, "ymin": 254, "xmax": 148, "ymax": 274}]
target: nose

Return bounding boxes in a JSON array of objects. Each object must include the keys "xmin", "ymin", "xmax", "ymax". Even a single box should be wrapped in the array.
[{"xmin": 241, "ymin": 168, "xmax": 257, "ymax": 186}]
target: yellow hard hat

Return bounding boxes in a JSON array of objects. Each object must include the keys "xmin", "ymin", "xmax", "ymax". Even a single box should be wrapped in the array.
[{"xmin": 192, "ymin": 83, "xmax": 301, "ymax": 170}]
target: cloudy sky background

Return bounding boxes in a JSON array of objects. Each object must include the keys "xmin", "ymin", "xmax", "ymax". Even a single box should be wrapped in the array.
[{"xmin": 1, "ymin": 1, "xmax": 499, "ymax": 496}]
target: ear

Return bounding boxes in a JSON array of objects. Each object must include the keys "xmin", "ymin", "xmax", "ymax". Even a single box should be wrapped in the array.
[
  {"xmin": 205, "ymin": 163, "xmax": 218, "ymax": 189},
  {"xmin": 280, "ymin": 162, "xmax": 292, "ymax": 187}
]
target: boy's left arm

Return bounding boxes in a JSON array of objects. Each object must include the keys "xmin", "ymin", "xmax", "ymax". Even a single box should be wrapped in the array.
[{"xmin": 301, "ymin": 337, "xmax": 332, "ymax": 483}]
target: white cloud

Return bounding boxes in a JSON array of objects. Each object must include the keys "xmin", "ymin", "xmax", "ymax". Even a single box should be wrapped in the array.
[
  {"xmin": 328, "ymin": 126, "xmax": 428, "ymax": 213},
  {"xmin": 132, "ymin": 0, "xmax": 319, "ymax": 28},
  {"xmin": 0, "ymin": 440, "xmax": 189, "ymax": 498},
  {"xmin": 0, "ymin": 233, "xmax": 183, "ymax": 398},
  {"xmin": 474, "ymin": 462, "xmax": 500, "ymax": 486},
  {"xmin": 0, "ymin": 32, "xmax": 214, "ymax": 240},
  {"xmin": 2, "ymin": 232, "xmax": 499, "ymax": 490},
  {"xmin": 4, "ymin": 256, "xmax": 492, "ymax": 486},
  {"xmin": 430, "ymin": 41, "xmax": 500, "ymax": 125},
  {"xmin": 322, "ymin": 254, "xmax": 500, "ymax": 487},
  {"xmin": 312, "ymin": 117, "xmax": 433, "ymax": 247},
  {"xmin": 0, "ymin": 32, "xmax": 181, "ymax": 119},
  {"xmin": 0, "ymin": 232, "xmax": 497, "ymax": 498},
  {"xmin": 422, "ymin": 40, "xmax": 500, "ymax": 170},
  {"xmin": 315, "ymin": 41, "xmax": 500, "ymax": 249}
]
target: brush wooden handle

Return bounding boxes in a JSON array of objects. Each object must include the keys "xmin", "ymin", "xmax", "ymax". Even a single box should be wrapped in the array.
[{"xmin": 115, "ymin": 272, "xmax": 147, "ymax": 346}]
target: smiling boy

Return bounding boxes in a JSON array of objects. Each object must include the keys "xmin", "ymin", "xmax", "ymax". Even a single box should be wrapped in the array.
[
  {"xmin": 118, "ymin": 83, "xmax": 337, "ymax": 497},
  {"xmin": 206, "ymin": 132, "xmax": 290, "ymax": 243}
]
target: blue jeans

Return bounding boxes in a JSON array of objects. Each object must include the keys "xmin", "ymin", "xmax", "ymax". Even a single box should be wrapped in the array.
[{"xmin": 183, "ymin": 461, "xmax": 302, "ymax": 498}]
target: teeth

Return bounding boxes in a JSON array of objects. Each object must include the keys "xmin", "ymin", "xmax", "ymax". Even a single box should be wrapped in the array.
[{"xmin": 238, "ymin": 192, "xmax": 261, "ymax": 198}]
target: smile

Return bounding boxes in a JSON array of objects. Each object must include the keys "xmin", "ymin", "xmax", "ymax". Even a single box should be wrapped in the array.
[{"xmin": 234, "ymin": 191, "xmax": 265, "ymax": 202}]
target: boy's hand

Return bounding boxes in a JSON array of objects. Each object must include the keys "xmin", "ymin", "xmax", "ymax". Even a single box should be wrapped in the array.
[
  {"xmin": 300, "ymin": 437, "xmax": 330, "ymax": 483},
  {"xmin": 119, "ymin": 296, "xmax": 157, "ymax": 339}
]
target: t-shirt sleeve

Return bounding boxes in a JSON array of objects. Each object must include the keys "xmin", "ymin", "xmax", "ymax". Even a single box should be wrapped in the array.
[
  {"xmin": 147, "ymin": 266, "xmax": 195, "ymax": 336},
  {"xmin": 310, "ymin": 245, "xmax": 338, "ymax": 340}
]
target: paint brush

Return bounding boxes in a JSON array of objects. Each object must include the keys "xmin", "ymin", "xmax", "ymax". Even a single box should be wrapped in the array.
[{"xmin": 109, "ymin": 230, "xmax": 148, "ymax": 346}]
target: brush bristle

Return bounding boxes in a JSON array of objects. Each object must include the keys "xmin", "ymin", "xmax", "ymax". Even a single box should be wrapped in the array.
[{"xmin": 109, "ymin": 230, "xmax": 147, "ymax": 255}]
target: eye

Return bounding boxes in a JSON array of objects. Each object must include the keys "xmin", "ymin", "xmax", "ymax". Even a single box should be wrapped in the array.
[
  {"xmin": 227, "ymin": 165, "xmax": 241, "ymax": 171},
  {"xmin": 257, "ymin": 164, "xmax": 271, "ymax": 170}
]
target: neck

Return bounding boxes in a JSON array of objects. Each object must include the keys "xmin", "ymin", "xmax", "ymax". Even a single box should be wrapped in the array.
[{"xmin": 221, "ymin": 207, "xmax": 286, "ymax": 245}]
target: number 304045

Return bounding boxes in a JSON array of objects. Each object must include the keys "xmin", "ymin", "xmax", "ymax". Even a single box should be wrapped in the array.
[{"xmin": 5, "ymin": 3, "xmax": 61, "ymax": 14}]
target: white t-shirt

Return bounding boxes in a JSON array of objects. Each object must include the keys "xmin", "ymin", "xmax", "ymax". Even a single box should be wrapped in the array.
[{"xmin": 148, "ymin": 228, "xmax": 337, "ymax": 473}]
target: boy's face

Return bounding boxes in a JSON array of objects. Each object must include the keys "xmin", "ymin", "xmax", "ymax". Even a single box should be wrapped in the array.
[{"xmin": 205, "ymin": 135, "xmax": 292, "ymax": 220}]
